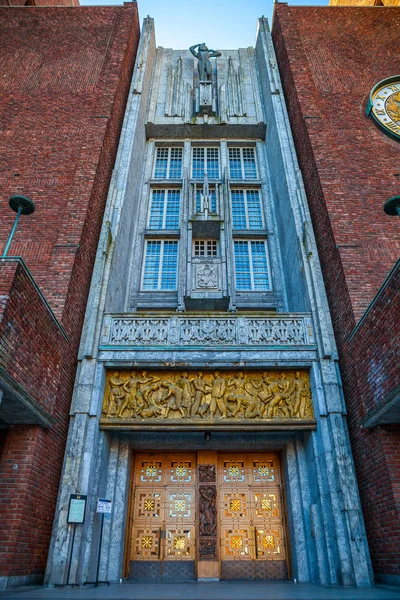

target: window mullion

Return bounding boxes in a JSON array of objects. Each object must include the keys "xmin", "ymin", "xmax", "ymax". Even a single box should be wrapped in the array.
[{"xmin": 241, "ymin": 148, "xmax": 245, "ymax": 179}]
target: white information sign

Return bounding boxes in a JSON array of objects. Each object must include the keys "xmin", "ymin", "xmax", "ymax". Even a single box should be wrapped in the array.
[
  {"xmin": 67, "ymin": 494, "xmax": 87, "ymax": 524},
  {"xmin": 97, "ymin": 498, "xmax": 112, "ymax": 514}
]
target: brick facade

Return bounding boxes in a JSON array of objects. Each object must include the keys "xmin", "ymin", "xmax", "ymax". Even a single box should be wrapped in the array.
[
  {"xmin": 351, "ymin": 263, "xmax": 399, "ymax": 418},
  {"xmin": 0, "ymin": 4, "xmax": 140, "ymax": 587},
  {"xmin": 345, "ymin": 263, "xmax": 400, "ymax": 578},
  {"xmin": 0, "ymin": 1, "xmax": 79, "ymax": 6},
  {"xmin": 0, "ymin": 259, "xmax": 64, "ymax": 416},
  {"xmin": 272, "ymin": 5, "xmax": 400, "ymax": 581}
]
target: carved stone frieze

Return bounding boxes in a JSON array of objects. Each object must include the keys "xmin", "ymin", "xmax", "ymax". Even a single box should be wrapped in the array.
[
  {"xmin": 178, "ymin": 319, "xmax": 236, "ymax": 344},
  {"xmin": 107, "ymin": 318, "xmax": 169, "ymax": 344},
  {"xmin": 101, "ymin": 314, "xmax": 315, "ymax": 347},
  {"xmin": 100, "ymin": 369, "xmax": 314, "ymax": 424},
  {"xmin": 199, "ymin": 465, "xmax": 216, "ymax": 483}
]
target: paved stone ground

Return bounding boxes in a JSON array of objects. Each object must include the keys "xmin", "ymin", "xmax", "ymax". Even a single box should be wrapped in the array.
[{"xmin": 1, "ymin": 581, "xmax": 399, "ymax": 600}]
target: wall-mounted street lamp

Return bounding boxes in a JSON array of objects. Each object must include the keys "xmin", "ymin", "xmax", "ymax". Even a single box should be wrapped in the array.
[
  {"xmin": 384, "ymin": 195, "xmax": 400, "ymax": 217},
  {"xmin": 1, "ymin": 195, "xmax": 35, "ymax": 257}
]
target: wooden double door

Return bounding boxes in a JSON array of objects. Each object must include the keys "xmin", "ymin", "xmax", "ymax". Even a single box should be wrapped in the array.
[
  {"xmin": 218, "ymin": 454, "xmax": 288, "ymax": 580},
  {"xmin": 129, "ymin": 454, "xmax": 196, "ymax": 580},
  {"xmin": 128, "ymin": 452, "xmax": 288, "ymax": 581}
]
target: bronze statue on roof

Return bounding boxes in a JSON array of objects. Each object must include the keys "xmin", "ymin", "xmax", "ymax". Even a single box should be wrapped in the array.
[{"xmin": 189, "ymin": 43, "xmax": 221, "ymax": 81}]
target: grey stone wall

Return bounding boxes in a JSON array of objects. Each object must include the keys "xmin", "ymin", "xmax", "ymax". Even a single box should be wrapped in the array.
[{"xmin": 45, "ymin": 17, "xmax": 373, "ymax": 589}]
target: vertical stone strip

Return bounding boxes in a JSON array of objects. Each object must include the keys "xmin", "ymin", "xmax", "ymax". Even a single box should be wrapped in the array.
[{"xmin": 197, "ymin": 452, "xmax": 219, "ymax": 579}]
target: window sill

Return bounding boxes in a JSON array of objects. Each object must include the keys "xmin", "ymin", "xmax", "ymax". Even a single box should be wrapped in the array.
[
  {"xmin": 190, "ymin": 178, "xmax": 222, "ymax": 184},
  {"xmin": 149, "ymin": 179, "xmax": 183, "ymax": 187},
  {"xmin": 132, "ymin": 291, "xmax": 178, "ymax": 311},
  {"xmin": 144, "ymin": 230, "xmax": 180, "ymax": 239},
  {"xmin": 230, "ymin": 179, "xmax": 262, "ymax": 187},
  {"xmin": 235, "ymin": 290, "xmax": 277, "ymax": 308},
  {"xmin": 232, "ymin": 230, "xmax": 268, "ymax": 238}
]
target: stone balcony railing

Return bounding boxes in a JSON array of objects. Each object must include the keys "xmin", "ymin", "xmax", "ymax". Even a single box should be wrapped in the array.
[{"xmin": 100, "ymin": 313, "xmax": 315, "ymax": 348}]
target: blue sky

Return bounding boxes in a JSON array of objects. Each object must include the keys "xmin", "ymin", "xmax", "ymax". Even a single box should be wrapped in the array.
[{"xmin": 80, "ymin": 0, "xmax": 328, "ymax": 49}]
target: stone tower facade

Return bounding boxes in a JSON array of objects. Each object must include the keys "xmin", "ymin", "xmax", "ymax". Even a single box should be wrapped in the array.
[{"xmin": 45, "ymin": 18, "xmax": 373, "ymax": 587}]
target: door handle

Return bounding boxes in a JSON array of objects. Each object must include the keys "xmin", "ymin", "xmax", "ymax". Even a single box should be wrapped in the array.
[
  {"xmin": 158, "ymin": 528, "xmax": 162, "ymax": 559},
  {"xmin": 254, "ymin": 527, "xmax": 259, "ymax": 559}
]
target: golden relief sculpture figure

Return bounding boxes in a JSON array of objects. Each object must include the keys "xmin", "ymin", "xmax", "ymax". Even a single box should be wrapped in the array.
[{"xmin": 101, "ymin": 370, "xmax": 314, "ymax": 423}]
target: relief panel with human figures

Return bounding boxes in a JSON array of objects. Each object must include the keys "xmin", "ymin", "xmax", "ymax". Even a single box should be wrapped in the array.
[{"xmin": 101, "ymin": 369, "xmax": 314, "ymax": 425}]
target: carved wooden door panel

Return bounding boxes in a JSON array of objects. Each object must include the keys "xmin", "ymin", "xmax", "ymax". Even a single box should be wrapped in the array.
[
  {"xmin": 129, "ymin": 454, "xmax": 196, "ymax": 580},
  {"xmin": 219, "ymin": 454, "xmax": 288, "ymax": 580}
]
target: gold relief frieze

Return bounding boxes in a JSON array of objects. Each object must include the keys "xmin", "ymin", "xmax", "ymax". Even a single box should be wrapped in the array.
[{"xmin": 101, "ymin": 369, "xmax": 314, "ymax": 427}]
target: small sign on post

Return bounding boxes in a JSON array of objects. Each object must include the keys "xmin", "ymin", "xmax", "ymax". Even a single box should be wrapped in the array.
[
  {"xmin": 63, "ymin": 494, "xmax": 87, "ymax": 588},
  {"xmin": 96, "ymin": 498, "xmax": 112, "ymax": 514},
  {"xmin": 68, "ymin": 494, "xmax": 87, "ymax": 524}
]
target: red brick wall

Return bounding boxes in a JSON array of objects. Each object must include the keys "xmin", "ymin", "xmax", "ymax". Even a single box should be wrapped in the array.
[
  {"xmin": 346, "ymin": 263, "xmax": 400, "ymax": 576},
  {"xmin": 351, "ymin": 263, "xmax": 399, "ymax": 415},
  {"xmin": 0, "ymin": 260, "xmax": 63, "ymax": 413},
  {"xmin": 0, "ymin": 4, "xmax": 140, "ymax": 581},
  {"xmin": 0, "ymin": 1, "xmax": 79, "ymax": 6},
  {"xmin": 272, "ymin": 6, "xmax": 400, "ymax": 323},
  {"xmin": 0, "ymin": 4, "xmax": 139, "ymax": 320},
  {"xmin": 272, "ymin": 5, "xmax": 400, "ymax": 579}
]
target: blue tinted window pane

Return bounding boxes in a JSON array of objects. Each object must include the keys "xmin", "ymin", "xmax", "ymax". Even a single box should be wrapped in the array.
[
  {"xmin": 207, "ymin": 147, "xmax": 219, "ymax": 179},
  {"xmin": 192, "ymin": 148, "xmax": 204, "ymax": 178},
  {"xmin": 243, "ymin": 148, "xmax": 257, "ymax": 179},
  {"xmin": 149, "ymin": 190, "xmax": 165, "ymax": 229},
  {"xmin": 161, "ymin": 241, "xmax": 178, "ymax": 290},
  {"xmin": 169, "ymin": 148, "xmax": 182, "ymax": 178},
  {"xmin": 192, "ymin": 147, "xmax": 219, "ymax": 179},
  {"xmin": 143, "ymin": 241, "xmax": 161, "ymax": 290},
  {"xmin": 154, "ymin": 148, "xmax": 168, "ymax": 179},
  {"xmin": 234, "ymin": 241, "xmax": 251, "ymax": 290},
  {"xmin": 251, "ymin": 241, "xmax": 269, "ymax": 290},
  {"xmin": 196, "ymin": 190, "xmax": 202, "ymax": 213},
  {"xmin": 210, "ymin": 190, "xmax": 216, "ymax": 213},
  {"xmin": 165, "ymin": 190, "xmax": 180, "ymax": 228},
  {"xmin": 246, "ymin": 190, "xmax": 263, "ymax": 229},
  {"xmin": 231, "ymin": 190, "xmax": 246, "ymax": 229},
  {"xmin": 229, "ymin": 148, "xmax": 242, "ymax": 179}
]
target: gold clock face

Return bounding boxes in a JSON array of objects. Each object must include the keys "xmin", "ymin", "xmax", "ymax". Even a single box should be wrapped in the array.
[{"xmin": 368, "ymin": 77, "xmax": 400, "ymax": 140}]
